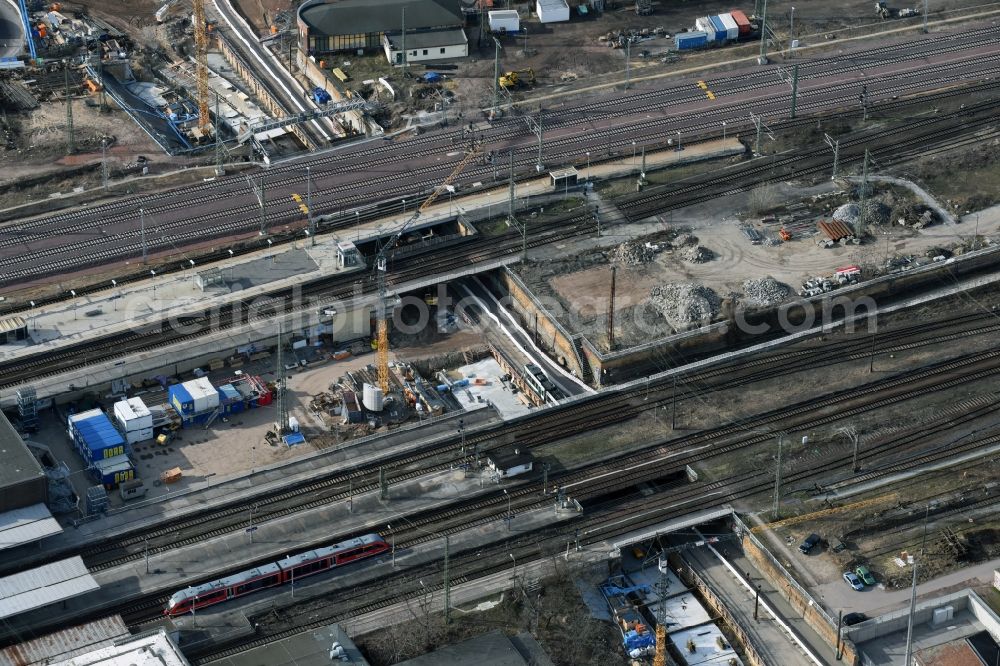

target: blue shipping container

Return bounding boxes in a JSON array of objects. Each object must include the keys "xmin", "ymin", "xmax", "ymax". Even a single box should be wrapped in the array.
[
  {"xmin": 709, "ymin": 15, "xmax": 728, "ymax": 41},
  {"xmin": 675, "ymin": 31, "xmax": 708, "ymax": 49},
  {"xmin": 72, "ymin": 413, "xmax": 126, "ymax": 462},
  {"xmin": 91, "ymin": 453, "xmax": 134, "ymax": 489},
  {"xmin": 168, "ymin": 384, "xmax": 195, "ymax": 414}
]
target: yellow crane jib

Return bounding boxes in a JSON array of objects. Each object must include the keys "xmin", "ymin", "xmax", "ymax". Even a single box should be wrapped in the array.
[{"xmin": 374, "ymin": 144, "xmax": 482, "ymax": 393}]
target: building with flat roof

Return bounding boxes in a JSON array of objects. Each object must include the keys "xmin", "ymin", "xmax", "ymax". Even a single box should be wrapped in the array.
[
  {"xmin": 0, "ymin": 409, "xmax": 47, "ymax": 513},
  {"xmin": 2, "ymin": 615, "xmax": 130, "ymax": 665},
  {"xmin": 298, "ymin": 0, "xmax": 467, "ymax": 63},
  {"xmin": 0, "ymin": 556, "xmax": 99, "ymax": 621},
  {"xmin": 49, "ymin": 628, "xmax": 189, "ymax": 666},
  {"xmin": 209, "ymin": 623, "xmax": 367, "ymax": 666}
]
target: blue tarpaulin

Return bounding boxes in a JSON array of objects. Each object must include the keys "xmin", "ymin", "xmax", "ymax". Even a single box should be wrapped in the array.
[{"xmin": 422, "ymin": 72, "xmax": 442, "ymax": 83}]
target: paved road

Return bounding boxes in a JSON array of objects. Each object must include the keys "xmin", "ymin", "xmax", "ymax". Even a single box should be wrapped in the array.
[{"xmin": 2, "ymin": 25, "xmax": 1000, "ymax": 285}]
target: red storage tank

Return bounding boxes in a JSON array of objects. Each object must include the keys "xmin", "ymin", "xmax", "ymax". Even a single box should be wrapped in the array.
[{"xmin": 730, "ymin": 9, "xmax": 751, "ymax": 35}]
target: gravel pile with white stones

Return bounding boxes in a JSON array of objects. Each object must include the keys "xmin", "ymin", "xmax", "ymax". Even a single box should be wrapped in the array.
[
  {"xmin": 610, "ymin": 240, "xmax": 656, "ymax": 266},
  {"xmin": 741, "ymin": 277, "xmax": 790, "ymax": 307},
  {"xmin": 649, "ymin": 283, "xmax": 721, "ymax": 329},
  {"xmin": 684, "ymin": 245, "xmax": 714, "ymax": 263}
]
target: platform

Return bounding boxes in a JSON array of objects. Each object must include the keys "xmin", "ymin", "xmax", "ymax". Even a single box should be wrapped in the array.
[
  {"xmin": 0, "ymin": 556, "xmax": 99, "ymax": 620},
  {"xmin": 0, "ymin": 502, "xmax": 62, "ymax": 551}
]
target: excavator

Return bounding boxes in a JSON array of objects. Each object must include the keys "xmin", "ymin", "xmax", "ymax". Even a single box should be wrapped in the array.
[{"xmin": 499, "ymin": 68, "xmax": 535, "ymax": 89}]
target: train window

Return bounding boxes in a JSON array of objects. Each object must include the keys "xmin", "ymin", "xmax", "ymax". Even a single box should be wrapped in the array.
[
  {"xmin": 292, "ymin": 559, "xmax": 327, "ymax": 578},
  {"xmin": 196, "ymin": 589, "xmax": 226, "ymax": 604},
  {"xmin": 235, "ymin": 574, "xmax": 279, "ymax": 596}
]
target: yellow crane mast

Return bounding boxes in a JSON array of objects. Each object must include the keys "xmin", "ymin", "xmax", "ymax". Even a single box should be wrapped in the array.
[
  {"xmin": 376, "ymin": 143, "xmax": 483, "ymax": 392},
  {"xmin": 192, "ymin": 0, "xmax": 211, "ymax": 130}
]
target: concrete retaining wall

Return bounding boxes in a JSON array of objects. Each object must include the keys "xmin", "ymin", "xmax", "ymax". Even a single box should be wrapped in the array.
[{"xmin": 735, "ymin": 516, "xmax": 860, "ymax": 665}]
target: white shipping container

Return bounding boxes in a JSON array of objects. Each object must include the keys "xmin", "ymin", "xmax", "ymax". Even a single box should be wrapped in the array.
[
  {"xmin": 488, "ymin": 9, "xmax": 520, "ymax": 33},
  {"xmin": 182, "ymin": 377, "xmax": 220, "ymax": 414},
  {"xmin": 718, "ymin": 13, "xmax": 739, "ymax": 40},
  {"xmin": 68, "ymin": 408, "xmax": 103, "ymax": 429},
  {"xmin": 535, "ymin": 0, "xmax": 569, "ymax": 23},
  {"xmin": 114, "ymin": 397, "xmax": 153, "ymax": 432},
  {"xmin": 123, "ymin": 427, "xmax": 154, "ymax": 445},
  {"xmin": 695, "ymin": 17, "xmax": 717, "ymax": 41}
]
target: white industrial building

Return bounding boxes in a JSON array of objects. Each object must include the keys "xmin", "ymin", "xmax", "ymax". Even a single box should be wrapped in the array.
[
  {"xmin": 536, "ymin": 0, "xmax": 570, "ymax": 23},
  {"xmin": 50, "ymin": 628, "xmax": 189, "ymax": 666},
  {"xmin": 382, "ymin": 27, "xmax": 468, "ymax": 64},
  {"xmin": 488, "ymin": 10, "xmax": 520, "ymax": 33},
  {"xmin": 113, "ymin": 396, "xmax": 153, "ymax": 444},
  {"xmin": 487, "ymin": 448, "xmax": 534, "ymax": 478}
]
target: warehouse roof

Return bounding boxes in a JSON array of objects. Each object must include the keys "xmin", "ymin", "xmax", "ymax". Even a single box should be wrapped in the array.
[
  {"xmin": 0, "ymin": 410, "xmax": 45, "ymax": 496},
  {"xmin": 0, "ymin": 502, "xmax": 62, "ymax": 551},
  {"xmin": 0, "ymin": 556, "xmax": 99, "ymax": 620},
  {"xmin": 384, "ymin": 27, "xmax": 468, "ymax": 50},
  {"xmin": 299, "ymin": 0, "xmax": 463, "ymax": 37},
  {"xmin": 51, "ymin": 628, "xmax": 189, "ymax": 666},
  {"xmin": 2, "ymin": 615, "xmax": 129, "ymax": 665}
]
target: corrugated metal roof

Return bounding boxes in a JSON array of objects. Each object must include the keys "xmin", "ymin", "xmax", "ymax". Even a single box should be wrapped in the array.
[
  {"xmin": 49, "ymin": 629, "xmax": 189, "ymax": 666},
  {"xmin": 0, "ymin": 556, "xmax": 99, "ymax": 619},
  {"xmin": 91, "ymin": 454, "xmax": 131, "ymax": 474},
  {"xmin": 0, "ymin": 503, "xmax": 62, "ymax": 552},
  {"xmin": 1, "ymin": 615, "xmax": 128, "ymax": 665},
  {"xmin": 0, "ymin": 316, "xmax": 26, "ymax": 334},
  {"xmin": 818, "ymin": 219, "xmax": 854, "ymax": 240}
]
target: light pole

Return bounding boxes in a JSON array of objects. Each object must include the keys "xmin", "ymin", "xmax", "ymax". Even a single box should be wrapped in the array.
[
  {"xmin": 388, "ymin": 523, "xmax": 395, "ymax": 567},
  {"xmin": 504, "ymin": 488, "xmax": 512, "ymax": 530},
  {"xmin": 631, "ymin": 141, "xmax": 637, "ymax": 171},
  {"xmin": 676, "ymin": 130, "xmax": 682, "ymax": 151},
  {"xmin": 509, "ymin": 551, "xmax": 516, "ymax": 589},
  {"xmin": 790, "ymin": 6, "xmax": 795, "ymax": 41},
  {"xmin": 722, "ymin": 121, "xmax": 727, "ymax": 140},
  {"xmin": 585, "ymin": 151, "xmax": 591, "ymax": 181},
  {"xmin": 144, "ymin": 537, "xmax": 150, "ymax": 574}
]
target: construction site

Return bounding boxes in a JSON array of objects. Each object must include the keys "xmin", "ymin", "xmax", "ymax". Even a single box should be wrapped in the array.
[{"xmin": 1, "ymin": 0, "xmax": 1000, "ymax": 665}]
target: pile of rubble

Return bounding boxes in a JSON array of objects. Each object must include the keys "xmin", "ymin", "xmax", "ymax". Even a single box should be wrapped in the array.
[
  {"xmin": 741, "ymin": 277, "xmax": 790, "ymax": 307},
  {"xmin": 684, "ymin": 245, "xmax": 715, "ymax": 263},
  {"xmin": 649, "ymin": 283, "xmax": 721, "ymax": 329},
  {"xmin": 610, "ymin": 240, "xmax": 658, "ymax": 266},
  {"xmin": 833, "ymin": 201, "xmax": 891, "ymax": 229}
]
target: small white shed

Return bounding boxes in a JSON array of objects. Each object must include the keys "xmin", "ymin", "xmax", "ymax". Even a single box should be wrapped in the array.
[
  {"xmin": 536, "ymin": 0, "xmax": 570, "ymax": 23},
  {"xmin": 488, "ymin": 10, "xmax": 520, "ymax": 33}
]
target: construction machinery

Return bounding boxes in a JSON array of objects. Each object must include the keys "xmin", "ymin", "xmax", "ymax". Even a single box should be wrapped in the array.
[
  {"xmin": 192, "ymin": 0, "xmax": 211, "ymax": 130},
  {"xmin": 875, "ymin": 1, "xmax": 892, "ymax": 18},
  {"xmin": 374, "ymin": 143, "xmax": 482, "ymax": 393},
  {"xmin": 498, "ymin": 68, "xmax": 535, "ymax": 89}
]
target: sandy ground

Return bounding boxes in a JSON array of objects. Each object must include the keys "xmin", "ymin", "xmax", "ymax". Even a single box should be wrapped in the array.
[
  {"xmin": 27, "ymin": 328, "xmax": 490, "ymax": 512},
  {"xmin": 529, "ymin": 179, "xmax": 1000, "ymax": 348}
]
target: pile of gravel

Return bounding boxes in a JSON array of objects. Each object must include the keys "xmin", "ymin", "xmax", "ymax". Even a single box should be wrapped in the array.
[
  {"xmin": 610, "ymin": 240, "xmax": 656, "ymax": 266},
  {"xmin": 859, "ymin": 200, "xmax": 890, "ymax": 227},
  {"xmin": 649, "ymin": 283, "xmax": 721, "ymax": 329},
  {"xmin": 674, "ymin": 233, "xmax": 699, "ymax": 247},
  {"xmin": 684, "ymin": 245, "xmax": 714, "ymax": 263},
  {"xmin": 742, "ymin": 277, "xmax": 790, "ymax": 307},
  {"xmin": 832, "ymin": 203, "xmax": 861, "ymax": 225}
]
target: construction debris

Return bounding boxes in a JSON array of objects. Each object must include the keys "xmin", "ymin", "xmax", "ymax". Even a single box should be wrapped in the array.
[
  {"xmin": 742, "ymin": 277, "xmax": 790, "ymax": 307},
  {"xmin": 684, "ymin": 245, "xmax": 715, "ymax": 263},
  {"xmin": 649, "ymin": 283, "xmax": 721, "ymax": 329},
  {"xmin": 611, "ymin": 240, "xmax": 659, "ymax": 266}
]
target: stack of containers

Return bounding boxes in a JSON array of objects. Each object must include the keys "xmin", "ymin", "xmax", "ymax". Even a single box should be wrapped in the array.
[
  {"xmin": 168, "ymin": 377, "xmax": 221, "ymax": 426},
  {"xmin": 68, "ymin": 409, "xmax": 134, "ymax": 489},
  {"xmin": 718, "ymin": 13, "xmax": 739, "ymax": 40},
  {"xmin": 113, "ymin": 397, "xmax": 154, "ymax": 444},
  {"xmin": 675, "ymin": 31, "xmax": 709, "ymax": 49},
  {"xmin": 709, "ymin": 15, "xmax": 728, "ymax": 41},
  {"xmin": 730, "ymin": 10, "xmax": 752, "ymax": 37},
  {"xmin": 694, "ymin": 16, "xmax": 720, "ymax": 41},
  {"xmin": 216, "ymin": 383, "xmax": 243, "ymax": 414}
]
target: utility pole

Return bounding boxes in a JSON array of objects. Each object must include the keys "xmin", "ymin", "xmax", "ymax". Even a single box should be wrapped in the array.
[
  {"xmin": 140, "ymin": 208, "xmax": 147, "ymax": 264},
  {"xmin": 64, "ymin": 61, "xmax": 74, "ymax": 154},
  {"xmin": 840, "ymin": 426, "xmax": 861, "ymax": 472},
  {"xmin": 214, "ymin": 92, "xmax": 225, "ymax": 176},
  {"xmin": 443, "ymin": 534, "xmax": 451, "ymax": 624},
  {"xmin": 306, "ymin": 166, "xmax": 315, "ymax": 245},
  {"xmin": 758, "ymin": 0, "xmax": 769, "ymax": 64},
  {"xmin": 772, "ymin": 433, "xmax": 784, "ymax": 519},
  {"xmin": 101, "ymin": 138, "xmax": 109, "ymax": 190},
  {"xmin": 608, "ymin": 266, "xmax": 616, "ymax": 350},
  {"xmin": 923, "ymin": 0, "xmax": 928, "ymax": 32},
  {"xmin": 379, "ymin": 466, "xmax": 389, "ymax": 500},
  {"xmin": 624, "ymin": 38, "xmax": 632, "ymax": 90},
  {"xmin": 857, "ymin": 148, "xmax": 870, "ymax": 238},
  {"xmin": 790, "ymin": 64, "xmax": 799, "ymax": 119},
  {"xmin": 400, "ymin": 7, "xmax": 407, "ymax": 73},
  {"xmin": 259, "ymin": 171, "xmax": 267, "ymax": 235},
  {"xmin": 491, "ymin": 37, "xmax": 501, "ymax": 120},
  {"xmin": 275, "ymin": 326, "xmax": 289, "ymax": 436},
  {"xmin": 824, "ymin": 133, "xmax": 840, "ymax": 179},
  {"xmin": 860, "ymin": 84, "xmax": 869, "ymax": 121},
  {"xmin": 750, "ymin": 111, "xmax": 764, "ymax": 155},
  {"xmin": 903, "ymin": 506, "xmax": 931, "ymax": 665}
]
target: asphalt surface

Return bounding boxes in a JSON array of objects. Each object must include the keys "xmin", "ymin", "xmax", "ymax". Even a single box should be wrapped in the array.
[{"xmin": 2, "ymin": 24, "xmax": 999, "ymax": 286}]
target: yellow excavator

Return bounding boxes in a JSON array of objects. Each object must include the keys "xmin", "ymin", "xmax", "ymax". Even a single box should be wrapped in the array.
[{"xmin": 499, "ymin": 68, "xmax": 535, "ymax": 89}]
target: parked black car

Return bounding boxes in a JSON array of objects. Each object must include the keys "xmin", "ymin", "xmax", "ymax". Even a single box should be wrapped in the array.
[
  {"xmin": 843, "ymin": 612, "xmax": 868, "ymax": 626},
  {"xmin": 799, "ymin": 533, "xmax": 822, "ymax": 553}
]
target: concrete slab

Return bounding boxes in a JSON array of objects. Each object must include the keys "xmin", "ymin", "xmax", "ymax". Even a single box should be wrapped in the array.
[
  {"xmin": 669, "ymin": 625, "xmax": 743, "ymax": 666},
  {"xmin": 451, "ymin": 357, "xmax": 531, "ymax": 419}
]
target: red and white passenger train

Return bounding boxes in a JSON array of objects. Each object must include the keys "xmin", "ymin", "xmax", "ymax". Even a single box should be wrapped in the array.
[{"xmin": 165, "ymin": 533, "xmax": 389, "ymax": 616}]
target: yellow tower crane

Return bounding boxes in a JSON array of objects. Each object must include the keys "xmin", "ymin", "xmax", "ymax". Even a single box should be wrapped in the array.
[
  {"xmin": 375, "ymin": 143, "xmax": 483, "ymax": 393},
  {"xmin": 192, "ymin": 0, "xmax": 211, "ymax": 130}
]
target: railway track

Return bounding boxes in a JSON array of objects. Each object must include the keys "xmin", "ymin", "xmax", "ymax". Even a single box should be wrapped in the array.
[
  {"xmin": 4, "ymin": 91, "xmax": 999, "ymax": 392},
  {"xmin": 2, "ymin": 30, "xmax": 1000, "ymax": 287}
]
